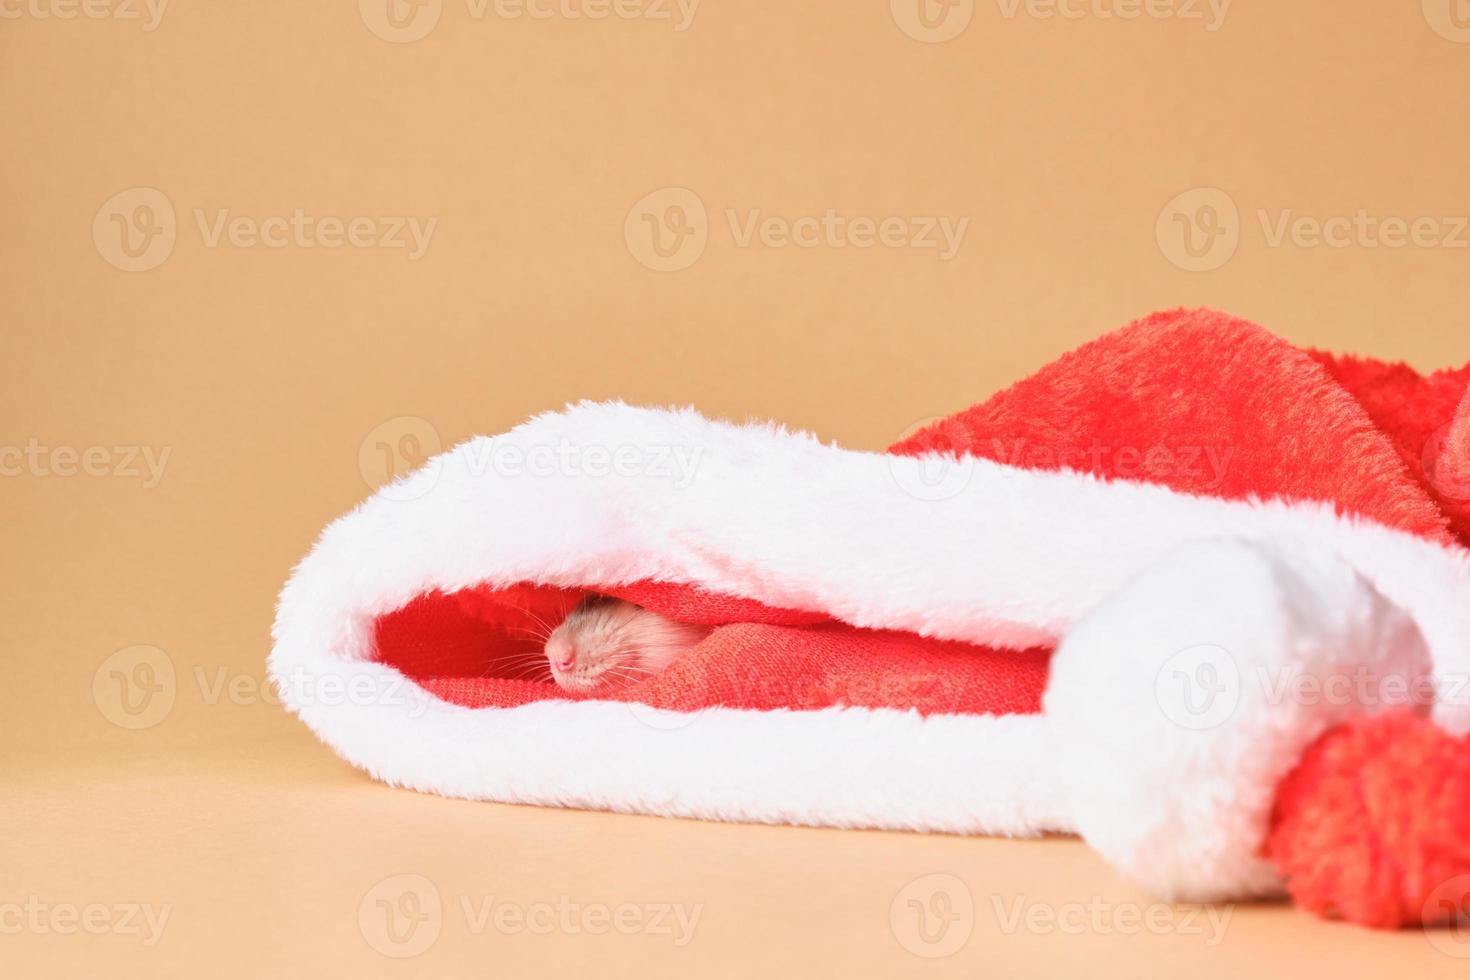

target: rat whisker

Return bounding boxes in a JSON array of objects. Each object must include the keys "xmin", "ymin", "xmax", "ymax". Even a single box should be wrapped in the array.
[{"xmin": 505, "ymin": 625, "xmax": 553, "ymax": 642}]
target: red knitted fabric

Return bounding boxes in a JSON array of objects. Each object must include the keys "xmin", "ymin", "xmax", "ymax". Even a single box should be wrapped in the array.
[{"xmin": 378, "ymin": 583, "xmax": 1051, "ymax": 716}]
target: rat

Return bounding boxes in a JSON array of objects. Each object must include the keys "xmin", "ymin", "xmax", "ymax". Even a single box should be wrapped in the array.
[{"xmin": 544, "ymin": 594, "xmax": 712, "ymax": 694}]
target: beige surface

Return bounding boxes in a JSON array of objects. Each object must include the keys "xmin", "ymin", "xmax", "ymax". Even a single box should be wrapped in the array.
[{"xmin": 4, "ymin": 1, "xmax": 1470, "ymax": 975}]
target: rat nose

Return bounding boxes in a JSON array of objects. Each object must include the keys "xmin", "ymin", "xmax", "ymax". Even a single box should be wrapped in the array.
[{"xmin": 551, "ymin": 644, "xmax": 577, "ymax": 671}]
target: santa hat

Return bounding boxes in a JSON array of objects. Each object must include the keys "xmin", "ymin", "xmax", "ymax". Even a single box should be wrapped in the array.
[{"xmin": 271, "ymin": 308, "xmax": 1470, "ymax": 928}]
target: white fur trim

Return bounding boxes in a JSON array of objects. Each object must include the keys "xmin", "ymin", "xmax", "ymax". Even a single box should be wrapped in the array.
[
  {"xmin": 270, "ymin": 402, "xmax": 1470, "ymax": 900},
  {"xmin": 268, "ymin": 652, "xmax": 1068, "ymax": 836},
  {"xmin": 1047, "ymin": 536, "xmax": 1430, "ymax": 901}
]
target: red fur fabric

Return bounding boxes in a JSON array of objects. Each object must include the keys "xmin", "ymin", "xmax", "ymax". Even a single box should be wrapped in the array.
[
  {"xmin": 1266, "ymin": 712, "xmax": 1470, "ymax": 929},
  {"xmin": 894, "ymin": 308, "xmax": 1467, "ymax": 547},
  {"xmin": 1311, "ymin": 351, "xmax": 1470, "ymax": 544}
]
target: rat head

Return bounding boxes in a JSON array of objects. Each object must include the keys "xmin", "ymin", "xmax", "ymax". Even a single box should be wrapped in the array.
[{"xmin": 545, "ymin": 595, "xmax": 711, "ymax": 694}]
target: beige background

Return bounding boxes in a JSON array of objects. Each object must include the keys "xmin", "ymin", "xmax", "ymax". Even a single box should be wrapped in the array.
[{"xmin": 4, "ymin": 1, "xmax": 1470, "ymax": 975}]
